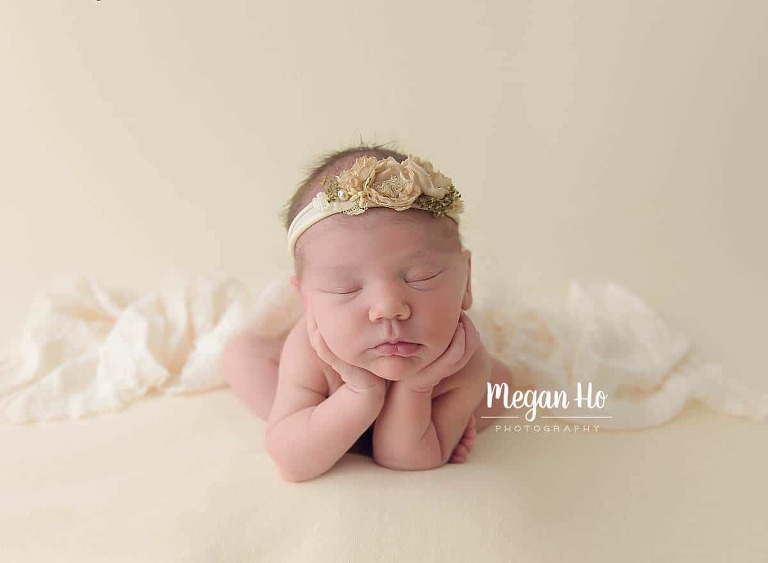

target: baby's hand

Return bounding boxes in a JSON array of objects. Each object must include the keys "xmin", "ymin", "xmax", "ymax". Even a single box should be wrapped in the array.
[
  {"xmin": 402, "ymin": 311, "xmax": 480, "ymax": 393},
  {"xmin": 306, "ymin": 313, "xmax": 386, "ymax": 395}
]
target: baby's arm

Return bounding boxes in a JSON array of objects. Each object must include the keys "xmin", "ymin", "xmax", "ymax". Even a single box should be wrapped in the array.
[
  {"xmin": 373, "ymin": 319, "xmax": 491, "ymax": 470},
  {"xmin": 265, "ymin": 319, "xmax": 385, "ymax": 482}
]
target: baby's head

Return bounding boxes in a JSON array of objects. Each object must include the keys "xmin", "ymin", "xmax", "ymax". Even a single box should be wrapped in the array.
[{"xmin": 281, "ymin": 145, "xmax": 472, "ymax": 381}]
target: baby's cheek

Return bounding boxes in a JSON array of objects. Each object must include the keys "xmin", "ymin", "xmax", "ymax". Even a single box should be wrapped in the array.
[
  {"xmin": 432, "ymin": 308, "xmax": 462, "ymax": 337},
  {"xmin": 326, "ymin": 325, "xmax": 360, "ymax": 360},
  {"xmin": 322, "ymin": 330, "xmax": 345, "ymax": 355}
]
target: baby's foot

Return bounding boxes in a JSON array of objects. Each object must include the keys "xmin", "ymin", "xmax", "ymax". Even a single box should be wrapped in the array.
[{"xmin": 448, "ymin": 414, "xmax": 477, "ymax": 464}]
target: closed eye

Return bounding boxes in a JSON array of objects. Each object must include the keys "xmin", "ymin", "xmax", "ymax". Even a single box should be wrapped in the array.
[
  {"xmin": 331, "ymin": 288, "xmax": 361, "ymax": 295},
  {"xmin": 407, "ymin": 270, "xmax": 444, "ymax": 284}
]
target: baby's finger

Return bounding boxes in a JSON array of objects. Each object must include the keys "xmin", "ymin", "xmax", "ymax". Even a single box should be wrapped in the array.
[
  {"xmin": 449, "ymin": 445, "xmax": 469, "ymax": 464},
  {"xmin": 445, "ymin": 321, "xmax": 468, "ymax": 364},
  {"xmin": 308, "ymin": 325, "xmax": 336, "ymax": 366},
  {"xmin": 458, "ymin": 312, "xmax": 480, "ymax": 357},
  {"xmin": 415, "ymin": 323, "xmax": 465, "ymax": 383}
]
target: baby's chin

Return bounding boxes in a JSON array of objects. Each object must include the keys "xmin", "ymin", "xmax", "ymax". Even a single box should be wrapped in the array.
[{"xmin": 363, "ymin": 356, "xmax": 426, "ymax": 382}]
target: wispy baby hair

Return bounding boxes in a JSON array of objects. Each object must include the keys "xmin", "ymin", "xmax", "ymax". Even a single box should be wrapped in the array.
[{"xmin": 280, "ymin": 141, "xmax": 407, "ymax": 232}]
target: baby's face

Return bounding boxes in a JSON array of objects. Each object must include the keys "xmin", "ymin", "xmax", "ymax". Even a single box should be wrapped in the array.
[{"xmin": 291, "ymin": 209, "xmax": 472, "ymax": 382}]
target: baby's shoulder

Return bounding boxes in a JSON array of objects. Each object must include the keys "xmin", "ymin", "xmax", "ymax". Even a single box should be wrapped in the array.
[{"xmin": 280, "ymin": 315, "xmax": 319, "ymax": 372}]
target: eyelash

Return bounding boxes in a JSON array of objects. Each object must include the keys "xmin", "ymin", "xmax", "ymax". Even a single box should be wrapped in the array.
[
  {"xmin": 407, "ymin": 271, "xmax": 442, "ymax": 284},
  {"xmin": 331, "ymin": 271, "xmax": 443, "ymax": 294}
]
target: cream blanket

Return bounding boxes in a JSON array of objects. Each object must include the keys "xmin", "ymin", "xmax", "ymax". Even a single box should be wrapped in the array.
[{"xmin": 1, "ymin": 270, "xmax": 766, "ymax": 427}]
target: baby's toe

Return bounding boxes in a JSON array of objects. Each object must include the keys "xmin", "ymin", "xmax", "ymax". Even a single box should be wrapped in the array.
[{"xmin": 449, "ymin": 444, "xmax": 470, "ymax": 464}]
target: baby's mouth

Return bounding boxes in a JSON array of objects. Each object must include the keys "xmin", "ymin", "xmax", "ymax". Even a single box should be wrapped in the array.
[{"xmin": 373, "ymin": 341, "xmax": 421, "ymax": 356}]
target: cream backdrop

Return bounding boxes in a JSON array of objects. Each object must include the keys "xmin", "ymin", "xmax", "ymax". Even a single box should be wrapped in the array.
[
  {"xmin": 1, "ymin": 1, "xmax": 767, "ymax": 560},
  {"xmin": 2, "ymin": 1, "xmax": 766, "ymax": 395}
]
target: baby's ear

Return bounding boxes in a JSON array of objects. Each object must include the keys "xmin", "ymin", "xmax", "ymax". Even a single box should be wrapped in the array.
[{"xmin": 461, "ymin": 249, "xmax": 473, "ymax": 310}]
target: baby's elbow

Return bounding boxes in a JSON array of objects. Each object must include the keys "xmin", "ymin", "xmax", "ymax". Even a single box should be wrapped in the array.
[
  {"xmin": 266, "ymin": 449, "xmax": 306, "ymax": 482},
  {"xmin": 275, "ymin": 462, "xmax": 312, "ymax": 483},
  {"xmin": 274, "ymin": 460, "xmax": 324, "ymax": 483},
  {"xmin": 265, "ymin": 427, "xmax": 323, "ymax": 483}
]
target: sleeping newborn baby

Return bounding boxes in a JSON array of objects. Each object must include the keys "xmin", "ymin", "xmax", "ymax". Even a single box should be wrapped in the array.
[{"xmin": 222, "ymin": 146, "xmax": 513, "ymax": 482}]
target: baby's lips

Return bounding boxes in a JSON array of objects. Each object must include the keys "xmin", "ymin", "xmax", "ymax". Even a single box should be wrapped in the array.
[{"xmin": 374, "ymin": 342, "xmax": 420, "ymax": 356}]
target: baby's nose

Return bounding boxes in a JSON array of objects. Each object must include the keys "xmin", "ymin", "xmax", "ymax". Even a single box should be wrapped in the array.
[{"xmin": 368, "ymin": 284, "xmax": 411, "ymax": 322}]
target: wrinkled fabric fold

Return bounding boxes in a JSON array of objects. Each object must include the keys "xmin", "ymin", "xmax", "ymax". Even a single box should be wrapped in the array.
[{"xmin": 0, "ymin": 274, "xmax": 301, "ymax": 424}]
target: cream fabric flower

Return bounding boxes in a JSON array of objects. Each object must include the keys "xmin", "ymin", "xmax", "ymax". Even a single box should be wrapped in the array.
[
  {"xmin": 402, "ymin": 157, "xmax": 436, "ymax": 198},
  {"xmin": 336, "ymin": 156, "xmax": 378, "ymax": 195},
  {"xmin": 363, "ymin": 157, "xmax": 422, "ymax": 210},
  {"xmin": 406, "ymin": 155, "xmax": 453, "ymax": 198}
]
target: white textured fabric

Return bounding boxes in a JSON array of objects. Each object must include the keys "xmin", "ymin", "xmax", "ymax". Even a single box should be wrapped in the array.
[
  {"xmin": 0, "ymin": 273, "xmax": 302, "ymax": 424},
  {"xmin": 470, "ymin": 277, "xmax": 768, "ymax": 428},
  {"xmin": 1, "ymin": 271, "xmax": 765, "ymax": 427}
]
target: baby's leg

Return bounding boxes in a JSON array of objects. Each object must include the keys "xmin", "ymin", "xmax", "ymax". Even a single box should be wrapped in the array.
[
  {"xmin": 220, "ymin": 329, "xmax": 285, "ymax": 420},
  {"xmin": 448, "ymin": 414, "xmax": 477, "ymax": 464}
]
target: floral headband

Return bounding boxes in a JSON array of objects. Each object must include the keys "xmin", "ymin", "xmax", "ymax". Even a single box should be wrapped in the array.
[{"xmin": 287, "ymin": 155, "xmax": 464, "ymax": 255}]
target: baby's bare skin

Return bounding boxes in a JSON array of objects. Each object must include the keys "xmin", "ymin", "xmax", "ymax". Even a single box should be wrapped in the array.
[{"xmin": 222, "ymin": 315, "xmax": 513, "ymax": 474}]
